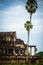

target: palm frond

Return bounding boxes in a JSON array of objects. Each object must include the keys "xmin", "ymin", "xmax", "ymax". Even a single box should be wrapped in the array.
[
  {"xmin": 24, "ymin": 21, "xmax": 33, "ymax": 31},
  {"xmin": 25, "ymin": 0, "xmax": 38, "ymax": 14}
]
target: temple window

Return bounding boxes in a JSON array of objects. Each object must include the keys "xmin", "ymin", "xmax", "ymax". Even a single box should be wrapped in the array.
[
  {"xmin": 15, "ymin": 50, "xmax": 19, "ymax": 55},
  {"xmin": 20, "ymin": 50, "xmax": 25, "ymax": 55},
  {"xmin": 5, "ymin": 49, "xmax": 7, "ymax": 54},
  {"xmin": 11, "ymin": 43, "xmax": 13, "ymax": 46},
  {"xmin": 6, "ymin": 37, "xmax": 10, "ymax": 41},
  {"xmin": 2, "ymin": 37, "xmax": 6, "ymax": 40},
  {"xmin": 8, "ymin": 49, "xmax": 13, "ymax": 55},
  {"xmin": 0, "ymin": 48, "xmax": 3, "ymax": 54},
  {"xmin": 10, "ymin": 37, "xmax": 14, "ymax": 41}
]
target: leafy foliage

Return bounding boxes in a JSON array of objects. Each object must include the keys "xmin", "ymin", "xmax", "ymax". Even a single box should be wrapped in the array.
[{"xmin": 35, "ymin": 52, "xmax": 43, "ymax": 58}]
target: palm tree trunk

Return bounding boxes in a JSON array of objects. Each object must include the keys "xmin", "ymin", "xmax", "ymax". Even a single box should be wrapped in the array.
[
  {"xmin": 30, "ymin": 13, "xmax": 32, "ymax": 22},
  {"xmin": 26, "ymin": 30, "xmax": 30, "ymax": 63},
  {"xmin": 26, "ymin": 13, "xmax": 32, "ymax": 63}
]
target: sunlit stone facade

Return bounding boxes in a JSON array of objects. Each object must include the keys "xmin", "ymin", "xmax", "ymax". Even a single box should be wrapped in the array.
[
  {"xmin": 0, "ymin": 32, "xmax": 28, "ymax": 56},
  {"xmin": 0, "ymin": 32, "xmax": 28, "ymax": 63}
]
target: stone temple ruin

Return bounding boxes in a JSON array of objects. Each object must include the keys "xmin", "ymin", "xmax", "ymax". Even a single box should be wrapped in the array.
[{"xmin": 0, "ymin": 32, "xmax": 43, "ymax": 64}]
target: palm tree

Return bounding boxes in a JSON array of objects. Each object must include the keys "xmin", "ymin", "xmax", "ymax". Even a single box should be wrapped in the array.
[
  {"xmin": 25, "ymin": 0, "xmax": 38, "ymax": 22},
  {"xmin": 25, "ymin": 0, "xmax": 38, "ymax": 63},
  {"xmin": 24, "ymin": 21, "xmax": 33, "ymax": 63}
]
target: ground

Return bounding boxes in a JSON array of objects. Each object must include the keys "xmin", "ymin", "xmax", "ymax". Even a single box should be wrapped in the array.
[{"xmin": 0, "ymin": 63, "xmax": 43, "ymax": 65}]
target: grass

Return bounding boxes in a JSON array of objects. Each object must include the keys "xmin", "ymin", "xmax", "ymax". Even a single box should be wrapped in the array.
[{"xmin": 0, "ymin": 63, "xmax": 43, "ymax": 65}]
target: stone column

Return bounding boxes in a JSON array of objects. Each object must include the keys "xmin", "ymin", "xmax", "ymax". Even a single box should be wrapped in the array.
[
  {"xmin": 30, "ymin": 47, "xmax": 32, "ymax": 56},
  {"xmin": 13, "ymin": 49, "xmax": 15, "ymax": 55},
  {"xmin": 34, "ymin": 47, "xmax": 36, "ymax": 55},
  {"xmin": 19, "ymin": 50, "xmax": 20, "ymax": 55},
  {"xmin": 14, "ymin": 32, "xmax": 16, "ymax": 42},
  {"xmin": 14, "ymin": 37, "xmax": 16, "ymax": 42}
]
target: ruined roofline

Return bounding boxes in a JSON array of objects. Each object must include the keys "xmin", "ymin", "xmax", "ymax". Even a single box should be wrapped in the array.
[
  {"xmin": 25, "ymin": 44, "xmax": 36, "ymax": 47},
  {"xmin": 0, "ymin": 31, "xmax": 16, "ymax": 34},
  {"xmin": 15, "ymin": 39, "xmax": 25, "ymax": 44},
  {"xmin": 28, "ymin": 45, "xmax": 36, "ymax": 47},
  {"xmin": 0, "ymin": 31, "xmax": 16, "ymax": 37},
  {"xmin": 0, "ymin": 31, "xmax": 16, "ymax": 33}
]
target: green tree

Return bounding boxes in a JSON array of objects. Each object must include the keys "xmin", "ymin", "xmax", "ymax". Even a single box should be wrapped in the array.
[
  {"xmin": 24, "ymin": 21, "xmax": 33, "ymax": 63},
  {"xmin": 25, "ymin": 0, "xmax": 38, "ymax": 22},
  {"xmin": 35, "ymin": 52, "xmax": 43, "ymax": 58}
]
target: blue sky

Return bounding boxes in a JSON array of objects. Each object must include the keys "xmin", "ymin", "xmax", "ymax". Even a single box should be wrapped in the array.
[{"xmin": 0, "ymin": 0, "xmax": 43, "ymax": 54}]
